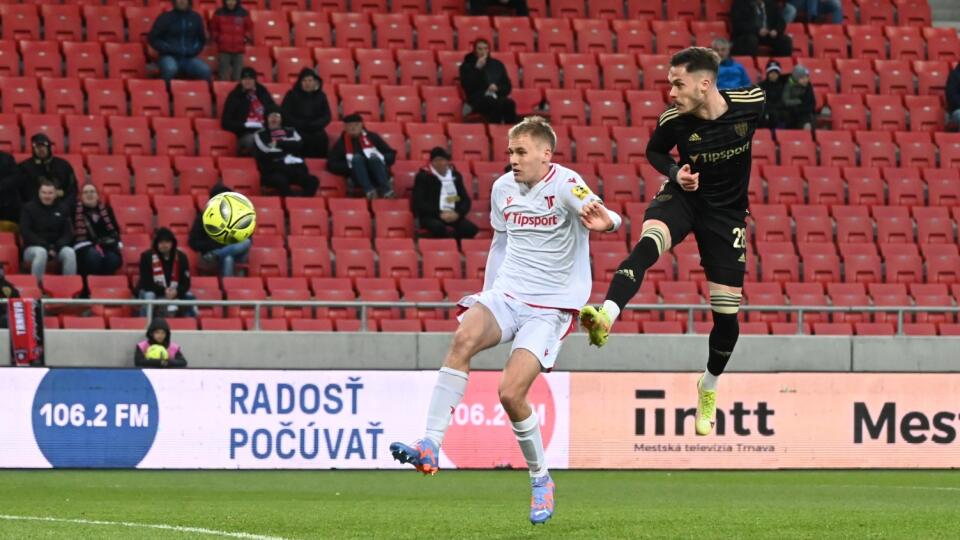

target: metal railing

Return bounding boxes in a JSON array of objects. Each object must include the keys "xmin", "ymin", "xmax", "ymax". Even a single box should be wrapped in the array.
[{"xmin": 39, "ymin": 298, "xmax": 960, "ymax": 336}]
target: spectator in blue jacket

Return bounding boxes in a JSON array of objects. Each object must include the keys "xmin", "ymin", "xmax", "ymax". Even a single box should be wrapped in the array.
[
  {"xmin": 148, "ymin": 0, "xmax": 212, "ymax": 83},
  {"xmin": 713, "ymin": 38, "xmax": 752, "ymax": 90},
  {"xmin": 947, "ymin": 63, "xmax": 960, "ymax": 130}
]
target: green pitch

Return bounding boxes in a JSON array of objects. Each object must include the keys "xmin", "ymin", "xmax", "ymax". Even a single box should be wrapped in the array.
[{"xmin": 0, "ymin": 470, "xmax": 958, "ymax": 539}]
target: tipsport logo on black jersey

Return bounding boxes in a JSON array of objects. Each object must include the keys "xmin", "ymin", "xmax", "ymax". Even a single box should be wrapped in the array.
[{"xmin": 689, "ymin": 140, "xmax": 752, "ymax": 165}]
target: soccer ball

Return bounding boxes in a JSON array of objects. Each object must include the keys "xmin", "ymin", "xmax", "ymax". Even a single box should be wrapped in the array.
[
  {"xmin": 145, "ymin": 344, "xmax": 169, "ymax": 361},
  {"xmin": 202, "ymin": 192, "xmax": 257, "ymax": 244}
]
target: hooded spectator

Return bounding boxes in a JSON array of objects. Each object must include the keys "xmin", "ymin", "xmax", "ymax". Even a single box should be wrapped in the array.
[
  {"xmin": 73, "ymin": 184, "xmax": 122, "ymax": 277},
  {"xmin": 782, "ymin": 65, "xmax": 816, "ymax": 130},
  {"xmin": 189, "ymin": 183, "xmax": 251, "ymax": 276},
  {"xmin": 254, "ymin": 106, "xmax": 320, "ymax": 197},
  {"xmin": 209, "ymin": 0, "xmax": 252, "ymax": 81},
  {"xmin": 137, "ymin": 227, "xmax": 194, "ymax": 317},
  {"xmin": 412, "ymin": 147, "xmax": 478, "ymax": 241},
  {"xmin": 134, "ymin": 317, "xmax": 188, "ymax": 368},
  {"xmin": 222, "ymin": 67, "xmax": 277, "ymax": 154},
  {"xmin": 459, "ymin": 39, "xmax": 518, "ymax": 124},
  {"xmin": 148, "ymin": 0, "xmax": 211, "ymax": 82},
  {"xmin": 19, "ymin": 133, "xmax": 78, "ymax": 210},
  {"xmin": 20, "ymin": 179, "xmax": 76, "ymax": 284},
  {"xmin": 327, "ymin": 114, "xmax": 397, "ymax": 200},
  {"xmin": 281, "ymin": 68, "xmax": 332, "ymax": 158},
  {"xmin": 0, "ymin": 150, "xmax": 24, "ymax": 233}
]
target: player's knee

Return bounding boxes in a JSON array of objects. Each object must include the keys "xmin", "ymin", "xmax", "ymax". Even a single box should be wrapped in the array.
[{"xmin": 497, "ymin": 382, "xmax": 525, "ymax": 415}]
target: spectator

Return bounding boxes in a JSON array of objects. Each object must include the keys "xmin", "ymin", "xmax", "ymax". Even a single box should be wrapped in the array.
[
  {"xmin": 209, "ymin": 0, "xmax": 252, "ymax": 82},
  {"xmin": 783, "ymin": 0, "xmax": 843, "ymax": 25},
  {"xmin": 730, "ymin": 0, "xmax": 793, "ymax": 57},
  {"xmin": 327, "ymin": 114, "xmax": 397, "ymax": 200},
  {"xmin": 947, "ymin": 62, "xmax": 960, "ymax": 130},
  {"xmin": 73, "ymin": 184, "xmax": 122, "ymax": 277},
  {"xmin": 412, "ymin": 147, "xmax": 478, "ymax": 241},
  {"xmin": 468, "ymin": 0, "xmax": 528, "ymax": 16},
  {"xmin": 20, "ymin": 180, "xmax": 76, "ymax": 284},
  {"xmin": 222, "ymin": 67, "xmax": 277, "ymax": 154},
  {"xmin": 0, "ymin": 150, "xmax": 23, "ymax": 233},
  {"xmin": 759, "ymin": 60, "xmax": 787, "ymax": 128},
  {"xmin": 137, "ymin": 227, "xmax": 195, "ymax": 318},
  {"xmin": 254, "ymin": 106, "xmax": 320, "ymax": 197},
  {"xmin": 148, "ymin": 0, "xmax": 211, "ymax": 83},
  {"xmin": 19, "ymin": 134, "xmax": 78, "ymax": 210},
  {"xmin": 460, "ymin": 39, "xmax": 518, "ymax": 124},
  {"xmin": 713, "ymin": 38, "xmax": 752, "ymax": 90},
  {"xmin": 281, "ymin": 68, "xmax": 332, "ymax": 158},
  {"xmin": 134, "ymin": 318, "xmax": 187, "ymax": 368},
  {"xmin": 0, "ymin": 266, "xmax": 18, "ymax": 329},
  {"xmin": 782, "ymin": 65, "xmax": 816, "ymax": 130},
  {"xmin": 189, "ymin": 183, "xmax": 251, "ymax": 276}
]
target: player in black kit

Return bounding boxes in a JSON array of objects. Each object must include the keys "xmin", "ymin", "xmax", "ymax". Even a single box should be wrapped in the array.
[{"xmin": 580, "ymin": 47, "xmax": 764, "ymax": 436}]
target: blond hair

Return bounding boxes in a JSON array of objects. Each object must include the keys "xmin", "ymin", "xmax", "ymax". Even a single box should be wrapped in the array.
[{"xmin": 507, "ymin": 115, "xmax": 557, "ymax": 151}]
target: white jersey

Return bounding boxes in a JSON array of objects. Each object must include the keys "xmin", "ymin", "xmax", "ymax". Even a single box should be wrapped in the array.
[{"xmin": 487, "ymin": 163, "xmax": 609, "ymax": 310}]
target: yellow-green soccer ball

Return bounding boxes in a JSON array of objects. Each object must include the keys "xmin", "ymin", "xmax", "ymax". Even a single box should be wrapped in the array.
[
  {"xmin": 145, "ymin": 344, "xmax": 169, "ymax": 361},
  {"xmin": 202, "ymin": 192, "xmax": 257, "ymax": 244}
]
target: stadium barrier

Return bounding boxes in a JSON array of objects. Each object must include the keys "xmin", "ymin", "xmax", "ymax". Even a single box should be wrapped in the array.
[{"xmin": 2, "ymin": 368, "xmax": 957, "ymax": 470}]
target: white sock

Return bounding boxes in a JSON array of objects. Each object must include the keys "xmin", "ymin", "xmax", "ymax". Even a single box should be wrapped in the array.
[
  {"xmin": 424, "ymin": 367, "xmax": 468, "ymax": 445},
  {"xmin": 602, "ymin": 300, "xmax": 621, "ymax": 323},
  {"xmin": 701, "ymin": 369, "xmax": 719, "ymax": 391},
  {"xmin": 512, "ymin": 412, "xmax": 548, "ymax": 478}
]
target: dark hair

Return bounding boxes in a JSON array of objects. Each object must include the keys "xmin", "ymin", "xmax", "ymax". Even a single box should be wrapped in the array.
[
  {"xmin": 670, "ymin": 46, "xmax": 721, "ymax": 75},
  {"xmin": 38, "ymin": 178, "xmax": 57, "ymax": 189},
  {"xmin": 473, "ymin": 38, "xmax": 490, "ymax": 49}
]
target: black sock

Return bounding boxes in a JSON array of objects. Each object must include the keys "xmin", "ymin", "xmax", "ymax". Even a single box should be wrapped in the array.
[
  {"xmin": 707, "ymin": 311, "xmax": 740, "ymax": 376},
  {"xmin": 604, "ymin": 236, "xmax": 662, "ymax": 311}
]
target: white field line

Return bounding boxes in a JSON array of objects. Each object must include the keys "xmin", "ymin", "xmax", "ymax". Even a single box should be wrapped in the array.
[{"xmin": 0, "ymin": 514, "xmax": 291, "ymax": 540}]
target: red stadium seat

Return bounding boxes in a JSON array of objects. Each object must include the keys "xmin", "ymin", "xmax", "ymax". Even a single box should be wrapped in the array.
[
  {"xmin": 128, "ymin": 79, "xmax": 170, "ymax": 117},
  {"xmin": 332, "ymin": 17, "xmax": 372, "ymax": 49},
  {"xmin": 847, "ymin": 25, "xmax": 886, "ymax": 60},
  {"xmin": 41, "ymin": 78, "xmax": 82, "ymax": 116},
  {"xmin": 611, "ymin": 126, "xmax": 649, "ymax": 164},
  {"xmin": 559, "ymin": 52, "xmax": 600, "ymax": 89},
  {"xmin": 251, "ymin": 9, "xmax": 290, "ymax": 48},
  {"xmin": 109, "ymin": 116, "xmax": 151, "ymax": 156},
  {"xmin": 22, "ymin": 114, "xmax": 64, "ymax": 150},
  {"xmin": 170, "ymin": 80, "xmax": 211, "ymax": 119},
  {"xmin": 397, "ymin": 49, "xmax": 438, "ymax": 87},
  {"xmin": 598, "ymin": 53, "xmax": 638, "ymax": 90},
  {"xmin": 0, "ymin": 41, "xmax": 17, "ymax": 78},
  {"xmin": 83, "ymin": 5, "xmax": 123, "ymax": 43},
  {"xmin": 0, "ymin": 5, "xmax": 39, "ymax": 41},
  {"xmin": 826, "ymin": 94, "xmax": 866, "ymax": 131},
  {"xmin": 494, "ymin": 17, "xmax": 534, "ymax": 53},
  {"xmin": 612, "ymin": 20, "xmax": 653, "ymax": 55},
  {"xmin": 639, "ymin": 54, "xmax": 671, "ymax": 90},
  {"xmin": 573, "ymin": 18, "xmax": 613, "ymax": 54},
  {"xmin": 904, "ymin": 95, "xmax": 943, "ymax": 132},
  {"xmin": 914, "ymin": 207, "xmax": 954, "ymax": 245},
  {"xmin": 449, "ymin": 123, "xmax": 489, "ymax": 161},
  {"xmin": 518, "ymin": 52, "xmax": 559, "ymax": 89},
  {"xmin": 544, "ymin": 88, "xmax": 585, "ymax": 125},
  {"xmin": 886, "ymin": 25, "xmax": 924, "ymax": 60},
  {"xmin": 313, "ymin": 48, "xmax": 356, "ymax": 86},
  {"xmin": 923, "ymin": 27, "xmax": 960, "ymax": 62},
  {"xmin": 865, "ymin": 94, "xmax": 906, "ymax": 131},
  {"xmin": 290, "ymin": 12, "xmax": 331, "ymax": 48},
  {"xmin": 64, "ymin": 41, "xmax": 104, "ymax": 79},
  {"xmin": 0, "ymin": 76, "xmax": 39, "ymax": 114},
  {"xmin": 570, "ymin": 125, "xmax": 611, "ymax": 163},
  {"xmin": 584, "ymin": 89, "xmax": 626, "ymax": 127},
  {"xmin": 21, "ymin": 41, "xmax": 62, "ymax": 78},
  {"xmin": 810, "ymin": 25, "xmax": 848, "ymax": 58},
  {"xmin": 152, "ymin": 117, "xmax": 195, "ymax": 157},
  {"xmin": 125, "ymin": 5, "xmax": 163, "ymax": 46},
  {"xmin": 412, "ymin": 14, "xmax": 455, "ymax": 51},
  {"xmin": 777, "ymin": 130, "xmax": 816, "ymax": 166},
  {"xmin": 64, "ymin": 115, "xmax": 107, "ymax": 155},
  {"xmin": 815, "ymin": 131, "xmax": 855, "ymax": 167},
  {"xmin": 338, "ymin": 83, "xmax": 381, "ymax": 121},
  {"xmin": 131, "ymin": 156, "xmax": 173, "ymax": 196},
  {"xmin": 452, "ymin": 16, "xmax": 492, "ymax": 51},
  {"xmin": 533, "ymin": 18, "xmax": 573, "ymax": 54},
  {"xmin": 41, "ymin": 5, "xmax": 81, "ymax": 42},
  {"xmin": 855, "ymin": 131, "xmax": 896, "ymax": 168},
  {"xmin": 895, "ymin": 131, "xmax": 936, "ymax": 169},
  {"xmin": 356, "ymin": 48, "xmax": 398, "ymax": 85},
  {"xmin": 650, "ymin": 20, "xmax": 692, "ymax": 55},
  {"xmin": 874, "ymin": 59, "xmax": 913, "ymax": 94},
  {"xmin": 422, "ymin": 85, "xmax": 462, "ymax": 123}
]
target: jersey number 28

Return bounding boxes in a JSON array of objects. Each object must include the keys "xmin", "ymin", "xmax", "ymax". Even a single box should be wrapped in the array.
[{"xmin": 732, "ymin": 227, "xmax": 747, "ymax": 249}]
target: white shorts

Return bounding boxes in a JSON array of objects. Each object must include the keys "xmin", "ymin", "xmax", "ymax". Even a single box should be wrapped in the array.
[{"xmin": 457, "ymin": 289, "xmax": 576, "ymax": 371}]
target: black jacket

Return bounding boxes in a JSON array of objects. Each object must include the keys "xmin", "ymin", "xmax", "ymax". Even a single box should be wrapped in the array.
[
  {"xmin": 760, "ymin": 76, "xmax": 786, "ymax": 108},
  {"xmin": 411, "ymin": 167, "xmax": 472, "ymax": 220},
  {"xmin": 782, "ymin": 75, "xmax": 816, "ymax": 115},
  {"xmin": 731, "ymin": 0, "xmax": 786, "ymax": 36},
  {"xmin": 134, "ymin": 317, "xmax": 188, "ymax": 368},
  {"xmin": 19, "ymin": 199, "xmax": 72, "ymax": 250},
  {"xmin": 73, "ymin": 203, "xmax": 121, "ymax": 252},
  {"xmin": 281, "ymin": 69, "xmax": 332, "ymax": 135},
  {"xmin": 221, "ymin": 83, "xmax": 277, "ymax": 136},
  {"xmin": 19, "ymin": 156, "xmax": 78, "ymax": 209},
  {"xmin": 254, "ymin": 127, "xmax": 306, "ymax": 174},
  {"xmin": 0, "ymin": 151, "xmax": 23, "ymax": 224},
  {"xmin": 148, "ymin": 1, "xmax": 206, "ymax": 59},
  {"xmin": 947, "ymin": 65, "xmax": 960, "ymax": 112},
  {"xmin": 459, "ymin": 52, "xmax": 513, "ymax": 105},
  {"xmin": 137, "ymin": 229, "xmax": 192, "ymax": 298},
  {"xmin": 326, "ymin": 131, "xmax": 397, "ymax": 176}
]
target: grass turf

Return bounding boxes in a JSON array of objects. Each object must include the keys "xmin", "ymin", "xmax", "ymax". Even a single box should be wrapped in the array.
[{"xmin": 0, "ymin": 470, "xmax": 957, "ymax": 539}]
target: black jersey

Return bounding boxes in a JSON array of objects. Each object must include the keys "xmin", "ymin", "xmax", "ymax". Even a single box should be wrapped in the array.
[{"xmin": 645, "ymin": 86, "xmax": 765, "ymax": 211}]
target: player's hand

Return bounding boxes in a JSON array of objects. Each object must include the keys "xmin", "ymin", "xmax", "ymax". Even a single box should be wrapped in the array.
[
  {"xmin": 579, "ymin": 201, "xmax": 613, "ymax": 232},
  {"xmin": 677, "ymin": 164, "xmax": 699, "ymax": 192}
]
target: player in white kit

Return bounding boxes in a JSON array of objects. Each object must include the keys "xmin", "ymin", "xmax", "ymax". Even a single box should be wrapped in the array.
[{"xmin": 390, "ymin": 117, "xmax": 622, "ymax": 525}]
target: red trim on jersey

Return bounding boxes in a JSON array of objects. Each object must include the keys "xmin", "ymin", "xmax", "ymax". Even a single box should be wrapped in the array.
[{"xmin": 540, "ymin": 165, "xmax": 557, "ymax": 184}]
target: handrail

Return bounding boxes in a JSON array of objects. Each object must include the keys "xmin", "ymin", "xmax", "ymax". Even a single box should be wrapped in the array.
[{"xmin": 37, "ymin": 298, "xmax": 960, "ymax": 335}]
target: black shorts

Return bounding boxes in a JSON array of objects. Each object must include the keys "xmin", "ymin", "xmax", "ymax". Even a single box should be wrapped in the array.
[{"xmin": 644, "ymin": 182, "xmax": 748, "ymax": 287}]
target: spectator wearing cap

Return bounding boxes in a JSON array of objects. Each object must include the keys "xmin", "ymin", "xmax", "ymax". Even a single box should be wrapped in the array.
[
  {"xmin": 412, "ymin": 147, "xmax": 478, "ymax": 241},
  {"xmin": 73, "ymin": 183, "xmax": 122, "ymax": 277},
  {"xmin": 281, "ymin": 68, "xmax": 333, "ymax": 158},
  {"xmin": 327, "ymin": 114, "xmax": 397, "ymax": 200},
  {"xmin": 459, "ymin": 39, "xmax": 518, "ymax": 124},
  {"xmin": 253, "ymin": 106, "xmax": 320, "ymax": 197},
  {"xmin": 222, "ymin": 67, "xmax": 278, "ymax": 154},
  {"xmin": 782, "ymin": 65, "xmax": 816, "ymax": 130},
  {"xmin": 19, "ymin": 133, "xmax": 78, "ymax": 210},
  {"xmin": 209, "ymin": 0, "xmax": 252, "ymax": 81},
  {"xmin": 0, "ymin": 149, "xmax": 24, "ymax": 233},
  {"xmin": 759, "ymin": 60, "xmax": 787, "ymax": 128},
  {"xmin": 20, "ymin": 179, "xmax": 77, "ymax": 284},
  {"xmin": 148, "ymin": 0, "xmax": 212, "ymax": 83},
  {"xmin": 189, "ymin": 182, "xmax": 251, "ymax": 276},
  {"xmin": 947, "ymin": 63, "xmax": 960, "ymax": 130},
  {"xmin": 730, "ymin": 0, "xmax": 793, "ymax": 57},
  {"xmin": 713, "ymin": 38, "xmax": 752, "ymax": 90}
]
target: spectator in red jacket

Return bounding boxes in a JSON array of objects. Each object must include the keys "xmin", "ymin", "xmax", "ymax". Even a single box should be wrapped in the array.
[{"xmin": 208, "ymin": 0, "xmax": 252, "ymax": 81}]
